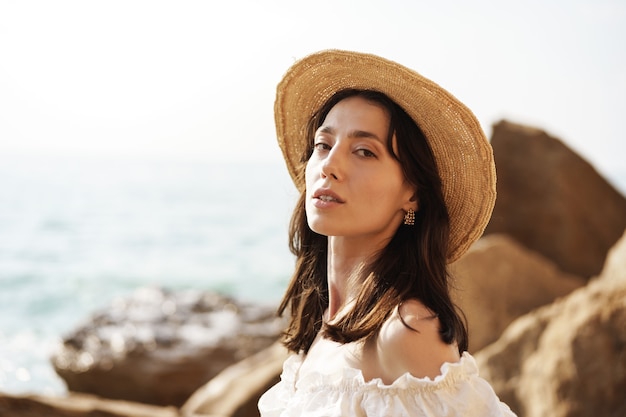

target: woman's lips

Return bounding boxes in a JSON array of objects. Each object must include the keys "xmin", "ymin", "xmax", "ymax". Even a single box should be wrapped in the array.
[{"xmin": 312, "ymin": 188, "xmax": 345, "ymax": 208}]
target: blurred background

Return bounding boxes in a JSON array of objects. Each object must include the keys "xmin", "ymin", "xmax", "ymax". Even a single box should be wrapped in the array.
[{"xmin": 0, "ymin": 0, "xmax": 624, "ymax": 397}]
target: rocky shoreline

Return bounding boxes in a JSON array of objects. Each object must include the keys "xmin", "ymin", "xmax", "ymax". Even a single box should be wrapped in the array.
[
  {"xmin": 1, "ymin": 120, "xmax": 625, "ymax": 417},
  {"xmin": 51, "ymin": 287, "xmax": 285, "ymax": 407}
]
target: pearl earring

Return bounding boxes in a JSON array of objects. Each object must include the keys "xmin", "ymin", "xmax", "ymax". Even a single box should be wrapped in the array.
[{"xmin": 403, "ymin": 209, "xmax": 415, "ymax": 226}]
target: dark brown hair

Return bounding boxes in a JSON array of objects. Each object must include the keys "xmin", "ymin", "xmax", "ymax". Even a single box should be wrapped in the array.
[{"xmin": 277, "ymin": 89, "xmax": 468, "ymax": 354}]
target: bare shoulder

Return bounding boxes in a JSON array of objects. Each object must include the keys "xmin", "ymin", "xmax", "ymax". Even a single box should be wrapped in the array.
[{"xmin": 375, "ymin": 299, "xmax": 460, "ymax": 381}]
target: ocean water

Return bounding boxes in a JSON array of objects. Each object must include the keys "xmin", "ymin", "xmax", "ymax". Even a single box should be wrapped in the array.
[{"xmin": 0, "ymin": 153, "xmax": 298, "ymax": 396}]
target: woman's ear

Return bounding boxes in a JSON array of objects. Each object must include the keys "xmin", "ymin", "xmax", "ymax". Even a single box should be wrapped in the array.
[
  {"xmin": 401, "ymin": 184, "xmax": 419, "ymax": 212},
  {"xmin": 403, "ymin": 194, "xmax": 419, "ymax": 214},
  {"xmin": 409, "ymin": 192, "xmax": 419, "ymax": 211}
]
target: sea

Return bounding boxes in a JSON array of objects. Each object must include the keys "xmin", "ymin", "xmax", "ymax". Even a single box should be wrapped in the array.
[{"xmin": 0, "ymin": 152, "xmax": 299, "ymax": 396}]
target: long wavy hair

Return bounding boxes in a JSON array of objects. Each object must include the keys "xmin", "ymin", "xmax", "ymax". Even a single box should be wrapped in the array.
[{"xmin": 277, "ymin": 89, "xmax": 468, "ymax": 354}]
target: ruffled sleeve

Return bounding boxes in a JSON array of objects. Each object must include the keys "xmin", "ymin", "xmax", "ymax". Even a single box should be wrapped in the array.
[{"xmin": 258, "ymin": 352, "xmax": 516, "ymax": 417}]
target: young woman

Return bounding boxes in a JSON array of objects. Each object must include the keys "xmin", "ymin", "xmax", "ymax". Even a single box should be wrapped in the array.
[{"xmin": 258, "ymin": 50, "xmax": 516, "ymax": 416}]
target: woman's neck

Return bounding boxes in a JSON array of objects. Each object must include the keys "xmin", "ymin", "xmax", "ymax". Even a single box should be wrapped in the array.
[{"xmin": 326, "ymin": 236, "xmax": 381, "ymax": 319}]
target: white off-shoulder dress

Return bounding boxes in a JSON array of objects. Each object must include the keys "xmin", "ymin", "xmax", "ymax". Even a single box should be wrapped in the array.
[{"xmin": 258, "ymin": 351, "xmax": 516, "ymax": 417}]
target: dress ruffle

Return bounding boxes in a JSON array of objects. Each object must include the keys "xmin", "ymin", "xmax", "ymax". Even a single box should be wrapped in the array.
[{"xmin": 258, "ymin": 352, "xmax": 516, "ymax": 417}]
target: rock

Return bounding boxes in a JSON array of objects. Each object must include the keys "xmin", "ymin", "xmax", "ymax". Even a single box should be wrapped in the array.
[
  {"xmin": 451, "ymin": 234, "xmax": 584, "ymax": 352},
  {"xmin": 600, "ymin": 227, "xmax": 626, "ymax": 284},
  {"xmin": 51, "ymin": 287, "xmax": 285, "ymax": 407},
  {"xmin": 0, "ymin": 391, "xmax": 179, "ymax": 417},
  {"xmin": 475, "ymin": 228, "xmax": 626, "ymax": 417},
  {"xmin": 181, "ymin": 341, "xmax": 288, "ymax": 417},
  {"xmin": 484, "ymin": 120, "xmax": 626, "ymax": 278}
]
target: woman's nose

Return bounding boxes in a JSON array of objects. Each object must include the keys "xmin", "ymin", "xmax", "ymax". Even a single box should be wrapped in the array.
[{"xmin": 320, "ymin": 146, "xmax": 343, "ymax": 181}]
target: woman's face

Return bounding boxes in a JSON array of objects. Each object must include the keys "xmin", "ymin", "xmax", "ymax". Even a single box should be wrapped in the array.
[{"xmin": 305, "ymin": 96, "xmax": 417, "ymax": 244}]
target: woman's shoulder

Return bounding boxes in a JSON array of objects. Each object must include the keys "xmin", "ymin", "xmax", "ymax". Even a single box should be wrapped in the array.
[{"xmin": 375, "ymin": 298, "xmax": 461, "ymax": 382}]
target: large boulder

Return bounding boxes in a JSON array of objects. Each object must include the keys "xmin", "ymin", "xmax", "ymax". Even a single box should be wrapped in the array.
[
  {"xmin": 51, "ymin": 287, "xmax": 285, "ymax": 407},
  {"xmin": 484, "ymin": 120, "xmax": 626, "ymax": 278},
  {"xmin": 475, "ymin": 228, "xmax": 626, "ymax": 417},
  {"xmin": 181, "ymin": 341, "xmax": 288, "ymax": 417},
  {"xmin": 451, "ymin": 234, "xmax": 584, "ymax": 352}
]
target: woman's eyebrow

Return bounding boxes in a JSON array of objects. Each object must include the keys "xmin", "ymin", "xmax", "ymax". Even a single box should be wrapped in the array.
[
  {"xmin": 348, "ymin": 129, "xmax": 382, "ymax": 142},
  {"xmin": 317, "ymin": 126, "xmax": 383, "ymax": 142},
  {"xmin": 318, "ymin": 126, "xmax": 335, "ymax": 135}
]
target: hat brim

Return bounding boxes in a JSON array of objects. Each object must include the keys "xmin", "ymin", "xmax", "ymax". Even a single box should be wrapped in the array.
[{"xmin": 275, "ymin": 49, "xmax": 496, "ymax": 263}]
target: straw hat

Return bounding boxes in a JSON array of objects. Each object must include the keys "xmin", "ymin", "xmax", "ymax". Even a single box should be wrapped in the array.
[{"xmin": 275, "ymin": 49, "xmax": 496, "ymax": 263}]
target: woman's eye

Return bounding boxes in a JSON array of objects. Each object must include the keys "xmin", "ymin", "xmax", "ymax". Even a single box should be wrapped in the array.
[
  {"xmin": 356, "ymin": 148, "xmax": 376, "ymax": 158},
  {"xmin": 314, "ymin": 142, "xmax": 331, "ymax": 151}
]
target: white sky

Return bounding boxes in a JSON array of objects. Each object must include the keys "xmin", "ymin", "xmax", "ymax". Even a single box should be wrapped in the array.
[{"xmin": 1, "ymin": 0, "xmax": 625, "ymax": 189}]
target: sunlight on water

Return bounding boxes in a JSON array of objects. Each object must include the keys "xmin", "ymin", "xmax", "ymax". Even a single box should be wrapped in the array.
[{"xmin": 0, "ymin": 153, "xmax": 297, "ymax": 395}]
